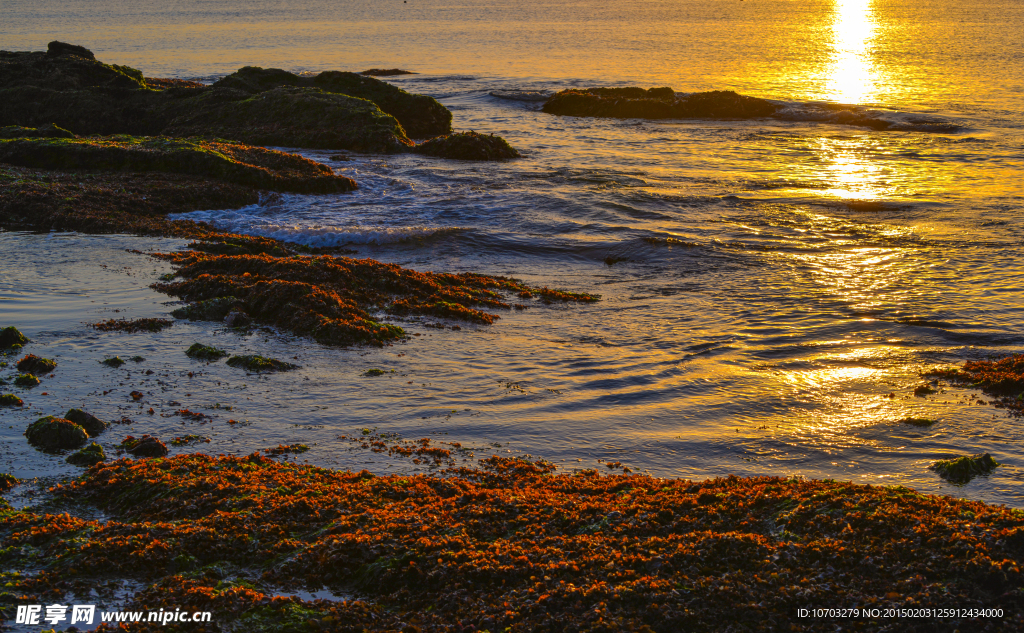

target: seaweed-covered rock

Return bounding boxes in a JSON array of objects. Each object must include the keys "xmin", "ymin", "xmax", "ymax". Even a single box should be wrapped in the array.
[
  {"xmin": 0, "ymin": 48, "xmax": 145, "ymax": 91},
  {"xmin": 121, "ymin": 434, "xmax": 168, "ymax": 457},
  {"xmin": 67, "ymin": 441, "xmax": 106, "ymax": 466},
  {"xmin": 0, "ymin": 472, "xmax": 16, "ymax": 492},
  {"xmin": 16, "ymin": 353, "xmax": 56, "ymax": 375},
  {"xmin": 0, "ymin": 326, "xmax": 29, "ymax": 348},
  {"xmin": 90, "ymin": 317, "xmax": 174, "ymax": 332},
  {"xmin": 542, "ymin": 88, "xmax": 779, "ymax": 120},
  {"xmin": 65, "ymin": 409, "xmax": 108, "ymax": 436},
  {"xmin": 185, "ymin": 343, "xmax": 228, "ymax": 360},
  {"xmin": 0, "ymin": 394, "xmax": 24, "ymax": 406},
  {"xmin": 101, "ymin": 356, "xmax": 126, "ymax": 368},
  {"xmin": 214, "ymin": 66, "xmax": 451, "ymax": 138},
  {"xmin": 14, "ymin": 373, "xmax": 40, "ymax": 387},
  {"xmin": 0, "ymin": 123, "xmax": 76, "ymax": 139},
  {"xmin": 226, "ymin": 355, "xmax": 299, "ymax": 372},
  {"xmin": 0, "ymin": 136, "xmax": 356, "ymax": 194},
  {"xmin": 46, "ymin": 41, "xmax": 97, "ymax": 61},
  {"xmin": 25, "ymin": 416, "xmax": 89, "ymax": 451},
  {"xmin": 930, "ymin": 453, "xmax": 1000, "ymax": 484},
  {"xmin": 172, "ymin": 296, "xmax": 241, "ymax": 321},
  {"xmin": 413, "ymin": 131, "xmax": 520, "ymax": 161}
]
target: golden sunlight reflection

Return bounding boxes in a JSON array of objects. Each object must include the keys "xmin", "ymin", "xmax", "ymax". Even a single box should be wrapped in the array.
[
  {"xmin": 817, "ymin": 136, "xmax": 893, "ymax": 201},
  {"xmin": 826, "ymin": 0, "xmax": 878, "ymax": 104}
]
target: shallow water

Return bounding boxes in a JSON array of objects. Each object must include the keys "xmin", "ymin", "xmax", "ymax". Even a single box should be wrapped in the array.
[{"xmin": 1, "ymin": 0, "xmax": 1023, "ymax": 506}]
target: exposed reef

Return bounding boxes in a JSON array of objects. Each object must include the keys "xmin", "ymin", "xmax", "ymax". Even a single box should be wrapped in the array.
[
  {"xmin": 928, "ymin": 354, "xmax": 1024, "ymax": 416},
  {"xmin": 543, "ymin": 88, "xmax": 779, "ymax": 120},
  {"xmin": 1, "ymin": 454, "xmax": 1021, "ymax": 632},
  {"xmin": 413, "ymin": 131, "xmax": 520, "ymax": 161},
  {"xmin": 153, "ymin": 248, "xmax": 599, "ymax": 346}
]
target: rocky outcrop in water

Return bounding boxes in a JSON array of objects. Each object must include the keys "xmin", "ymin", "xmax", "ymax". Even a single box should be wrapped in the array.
[
  {"xmin": 25, "ymin": 416, "xmax": 89, "ymax": 451},
  {"xmin": 413, "ymin": 131, "xmax": 520, "ymax": 160},
  {"xmin": 542, "ymin": 87, "xmax": 779, "ymax": 120}
]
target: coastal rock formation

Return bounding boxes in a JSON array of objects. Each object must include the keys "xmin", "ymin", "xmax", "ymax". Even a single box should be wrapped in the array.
[
  {"xmin": 360, "ymin": 68, "xmax": 416, "ymax": 77},
  {"xmin": 25, "ymin": 416, "xmax": 89, "ymax": 451},
  {"xmin": 0, "ymin": 326, "xmax": 29, "ymax": 348},
  {"xmin": 0, "ymin": 124, "xmax": 75, "ymax": 139},
  {"xmin": 66, "ymin": 441, "xmax": 106, "ymax": 466},
  {"xmin": 543, "ymin": 87, "xmax": 779, "ymax": 120},
  {"xmin": 65, "ymin": 408, "xmax": 108, "ymax": 436},
  {"xmin": 0, "ymin": 135, "xmax": 356, "ymax": 193},
  {"xmin": 413, "ymin": 131, "xmax": 520, "ymax": 160},
  {"xmin": 15, "ymin": 354, "xmax": 56, "ymax": 375},
  {"xmin": 214, "ymin": 66, "xmax": 450, "ymax": 138},
  {"xmin": 121, "ymin": 434, "xmax": 168, "ymax": 457}
]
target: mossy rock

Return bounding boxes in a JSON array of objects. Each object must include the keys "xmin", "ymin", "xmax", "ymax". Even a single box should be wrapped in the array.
[
  {"xmin": 101, "ymin": 356, "xmax": 126, "ymax": 368},
  {"xmin": 542, "ymin": 88, "xmax": 779, "ymax": 120},
  {"xmin": 0, "ymin": 393, "xmax": 23, "ymax": 406},
  {"xmin": 901, "ymin": 417, "xmax": 938, "ymax": 427},
  {"xmin": 121, "ymin": 434, "xmax": 168, "ymax": 457},
  {"xmin": 930, "ymin": 453, "xmax": 1000, "ymax": 484},
  {"xmin": 66, "ymin": 441, "xmax": 105, "ymax": 466},
  {"xmin": 0, "ymin": 48, "xmax": 146, "ymax": 92},
  {"xmin": 14, "ymin": 374, "xmax": 40, "ymax": 387},
  {"xmin": 25, "ymin": 416, "xmax": 89, "ymax": 451},
  {"xmin": 0, "ymin": 135, "xmax": 356, "ymax": 194},
  {"xmin": 0, "ymin": 326, "xmax": 29, "ymax": 348},
  {"xmin": 15, "ymin": 354, "xmax": 56, "ymax": 375},
  {"xmin": 186, "ymin": 343, "xmax": 228, "ymax": 360},
  {"xmin": 65, "ymin": 409, "xmax": 108, "ymax": 436},
  {"xmin": 413, "ymin": 131, "xmax": 520, "ymax": 161},
  {"xmin": 226, "ymin": 355, "xmax": 299, "ymax": 372},
  {"xmin": 0, "ymin": 123, "xmax": 76, "ymax": 139},
  {"xmin": 172, "ymin": 297, "xmax": 240, "ymax": 321},
  {"xmin": 214, "ymin": 66, "xmax": 452, "ymax": 138},
  {"xmin": 0, "ymin": 472, "xmax": 17, "ymax": 492}
]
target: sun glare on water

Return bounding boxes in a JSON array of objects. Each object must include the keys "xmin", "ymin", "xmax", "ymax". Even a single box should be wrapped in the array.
[{"xmin": 827, "ymin": 0, "xmax": 878, "ymax": 104}]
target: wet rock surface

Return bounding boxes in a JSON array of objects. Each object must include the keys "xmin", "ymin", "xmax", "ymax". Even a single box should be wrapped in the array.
[
  {"xmin": 413, "ymin": 131, "xmax": 520, "ymax": 161},
  {"xmin": 15, "ymin": 353, "xmax": 56, "ymax": 375},
  {"xmin": 542, "ymin": 87, "xmax": 779, "ymax": 120},
  {"xmin": 65, "ymin": 408, "xmax": 108, "ymax": 436},
  {"xmin": 24, "ymin": 415, "xmax": 89, "ymax": 451},
  {"xmin": 66, "ymin": 441, "xmax": 106, "ymax": 466}
]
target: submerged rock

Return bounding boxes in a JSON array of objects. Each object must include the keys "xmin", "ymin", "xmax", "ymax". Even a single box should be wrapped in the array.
[
  {"xmin": 185, "ymin": 343, "xmax": 228, "ymax": 360},
  {"xmin": 413, "ymin": 131, "xmax": 520, "ymax": 161},
  {"xmin": 930, "ymin": 453, "xmax": 1000, "ymax": 484},
  {"xmin": 121, "ymin": 434, "xmax": 168, "ymax": 457},
  {"xmin": 226, "ymin": 355, "xmax": 299, "ymax": 372},
  {"xmin": 67, "ymin": 441, "xmax": 106, "ymax": 466},
  {"xmin": 25, "ymin": 416, "xmax": 89, "ymax": 451},
  {"xmin": 0, "ymin": 326, "xmax": 29, "ymax": 348},
  {"xmin": 15, "ymin": 354, "xmax": 56, "ymax": 375},
  {"xmin": 542, "ymin": 87, "xmax": 779, "ymax": 120},
  {"xmin": 214, "ymin": 65, "xmax": 450, "ymax": 138},
  {"xmin": 65, "ymin": 408, "xmax": 108, "ymax": 436},
  {"xmin": 0, "ymin": 136, "xmax": 357, "ymax": 194}
]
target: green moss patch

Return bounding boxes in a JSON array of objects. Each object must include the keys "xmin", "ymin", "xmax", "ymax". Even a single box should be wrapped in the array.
[
  {"xmin": 13, "ymin": 373, "xmax": 40, "ymax": 387},
  {"xmin": 930, "ymin": 453, "xmax": 1000, "ymax": 484},
  {"xmin": 226, "ymin": 355, "xmax": 299, "ymax": 373}
]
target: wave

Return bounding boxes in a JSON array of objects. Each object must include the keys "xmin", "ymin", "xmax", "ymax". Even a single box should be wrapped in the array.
[{"xmin": 489, "ymin": 89, "xmax": 552, "ymax": 102}]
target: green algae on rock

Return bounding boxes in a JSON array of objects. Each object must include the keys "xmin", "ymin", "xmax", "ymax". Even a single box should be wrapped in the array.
[
  {"xmin": 24, "ymin": 416, "xmax": 88, "ymax": 451},
  {"xmin": 413, "ymin": 131, "xmax": 520, "ymax": 161},
  {"xmin": 13, "ymin": 373, "xmax": 40, "ymax": 387},
  {"xmin": 0, "ymin": 394, "xmax": 23, "ymax": 406},
  {"xmin": 930, "ymin": 453, "xmax": 1000, "ymax": 484},
  {"xmin": 185, "ymin": 343, "xmax": 229, "ymax": 361},
  {"xmin": 65, "ymin": 408, "xmax": 108, "ymax": 436},
  {"xmin": 100, "ymin": 356, "xmax": 126, "ymax": 368},
  {"xmin": 14, "ymin": 353, "xmax": 56, "ymax": 375},
  {"xmin": 213, "ymin": 65, "xmax": 451, "ymax": 138},
  {"xmin": 0, "ymin": 326, "xmax": 29, "ymax": 348},
  {"xmin": 363, "ymin": 368, "xmax": 387, "ymax": 376},
  {"xmin": 66, "ymin": 441, "xmax": 106, "ymax": 467},
  {"xmin": 0, "ymin": 135, "xmax": 357, "ymax": 193},
  {"xmin": 226, "ymin": 355, "xmax": 299, "ymax": 372}
]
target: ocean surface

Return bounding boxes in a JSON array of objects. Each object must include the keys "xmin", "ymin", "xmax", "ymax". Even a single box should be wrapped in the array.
[{"xmin": 2, "ymin": 0, "xmax": 1024, "ymax": 505}]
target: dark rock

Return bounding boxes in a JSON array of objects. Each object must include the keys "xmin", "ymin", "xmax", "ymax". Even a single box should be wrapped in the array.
[
  {"xmin": 67, "ymin": 441, "xmax": 105, "ymax": 466},
  {"xmin": 101, "ymin": 356, "xmax": 126, "ymax": 367},
  {"xmin": 16, "ymin": 353, "xmax": 57, "ymax": 375},
  {"xmin": 172, "ymin": 296, "xmax": 240, "ymax": 321},
  {"xmin": 0, "ymin": 473, "xmax": 16, "ymax": 492},
  {"xmin": 226, "ymin": 354, "xmax": 299, "ymax": 372},
  {"xmin": 360, "ymin": 69, "xmax": 416, "ymax": 76},
  {"xmin": 25, "ymin": 416, "xmax": 89, "ymax": 451},
  {"xmin": 224, "ymin": 310, "xmax": 252, "ymax": 328},
  {"xmin": 930, "ymin": 453, "xmax": 1000, "ymax": 484},
  {"xmin": 46, "ymin": 41, "xmax": 96, "ymax": 60},
  {"xmin": 0, "ymin": 326, "xmax": 29, "ymax": 348},
  {"xmin": 65, "ymin": 408, "xmax": 108, "ymax": 436},
  {"xmin": 14, "ymin": 373, "xmax": 40, "ymax": 387},
  {"xmin": 412, "ymin": 131, "xmax": 520, "ymax": 161},
  {"xmin": 185, "ymin": 343, "xmax": 228, "ymax": 360},
  {"xmin": 0, "ymin": 394, "xmax": 24, "ymax": 406},
  {"xmin": 542, "ymin": 87, "xmax": 779, "ymax": 120},
  {"xmin": 0, "ymin": 124, "xmax": 77, "ymax": 139},
  {"xmin": 122, "ymin": 434, "xmax": 168, "ymax": 457},
  {"xmin": 214, "ymin": 66, "xmax": 451, "ymax": 138}
]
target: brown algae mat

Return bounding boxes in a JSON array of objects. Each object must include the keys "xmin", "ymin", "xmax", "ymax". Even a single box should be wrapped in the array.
[{"xmin": 1, "ymin": 454, "xmax": 1022, "ymax": 632}]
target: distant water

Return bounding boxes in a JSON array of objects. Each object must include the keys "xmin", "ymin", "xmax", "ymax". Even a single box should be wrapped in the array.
[{"xmin": 2, "ymin": 0, "xmax": 1024, "ymax": 505}]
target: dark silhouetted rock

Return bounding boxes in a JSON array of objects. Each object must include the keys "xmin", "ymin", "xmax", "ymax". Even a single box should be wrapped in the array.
[
  {"xmin": 47, "ymin": 41, "xmax": 96, "ymax": 60},
  {"xmin": 360, "ymin": 68, "xmax": 416, "ymax": 77},
  {"xmin": 16, "ymin": 354, "xmax": 56, "ymax": 375},
  {"xmin": 122, "ymin": 434, "xmax": 168, "ymax": 457},
  {"xmin": 0, "ymin": 326, "xmax": 29, "ymax": 348},
  {"xmin": 65, "ymin": 408, "xmax": 108, "ymax": 436},
  {"xmin": 413, "ymin": 131, "xmax": 520, "ymax": 161},
  {"xmin": 67, "ymin": 441, "xmax": 105, "ymax": 466},
  {"xmin": 542, "ymin": 87, "xmax": 779, "ymax": 120}
]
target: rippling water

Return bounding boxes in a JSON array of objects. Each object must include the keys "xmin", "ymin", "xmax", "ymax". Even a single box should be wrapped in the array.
[{"xmin": 2, "ymin": 0, "xmax": 1023, "ymax": 504}]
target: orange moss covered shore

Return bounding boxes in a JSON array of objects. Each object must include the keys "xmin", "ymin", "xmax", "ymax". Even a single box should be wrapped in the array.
[{"xmin": 2, "ymin": 454, "xmax": 1022, "ymax": 632}]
